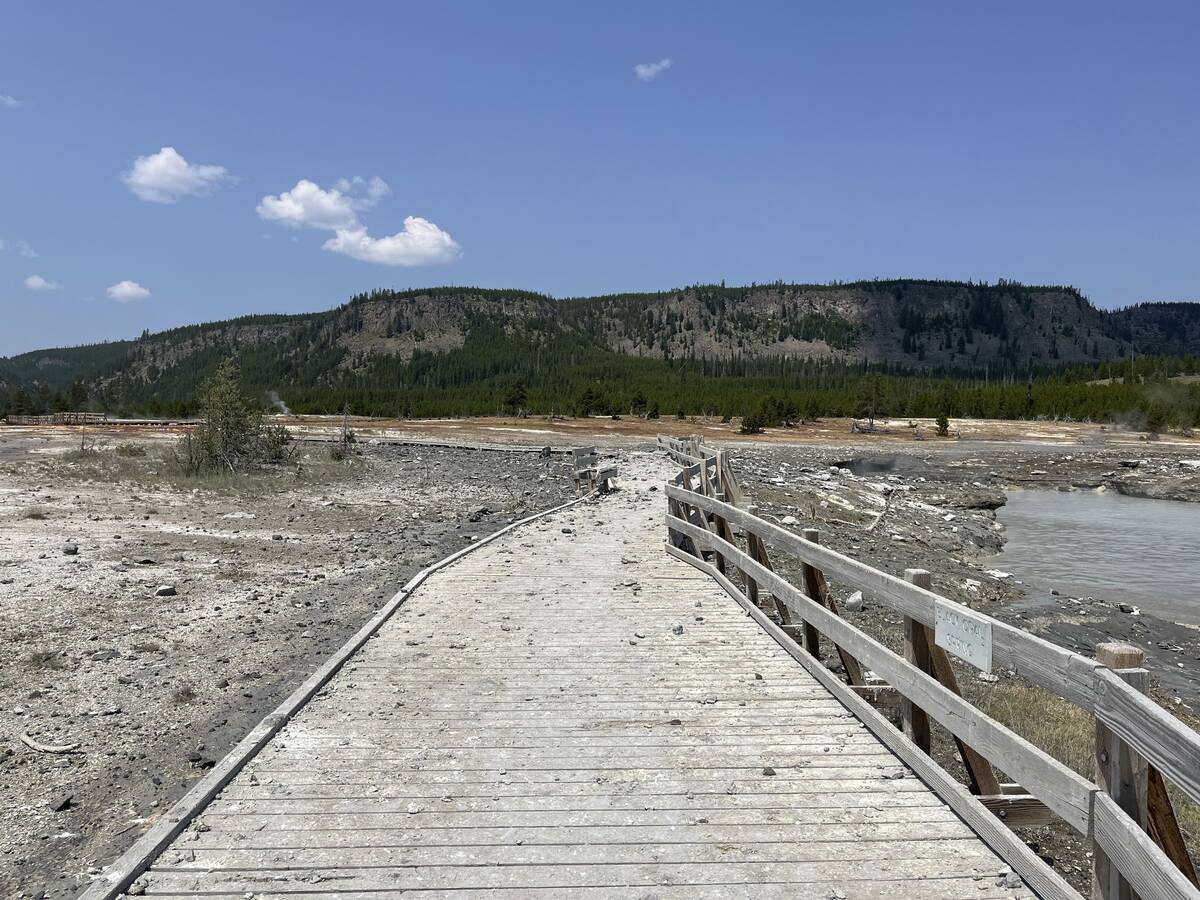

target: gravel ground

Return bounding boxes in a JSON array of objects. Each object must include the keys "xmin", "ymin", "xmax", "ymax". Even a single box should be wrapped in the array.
[{"xmin": 0, "ymin": 436, "xmax": 574, "ymax": 899}]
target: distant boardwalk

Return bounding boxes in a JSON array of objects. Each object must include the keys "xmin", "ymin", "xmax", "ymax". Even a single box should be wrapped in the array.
[
  {"xmin": 5, "ymin": 411, "xmax": 108, "ymax": 425},
  {"xmin": 90, "ymin": 455, "xmax": 1030, "ymax": 898}
]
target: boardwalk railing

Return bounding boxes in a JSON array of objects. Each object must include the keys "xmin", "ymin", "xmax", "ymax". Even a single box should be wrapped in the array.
[
  {"xmin": 571, "ymin": 446, "xmax": 618, "ymax": 494},
  {"xmin": 5, "ymin": 411, "xmax": 108, "ymax": 425},
  {"xmin": 658, "ymin": 434, "xmax": 1200, "ymax": 900}
]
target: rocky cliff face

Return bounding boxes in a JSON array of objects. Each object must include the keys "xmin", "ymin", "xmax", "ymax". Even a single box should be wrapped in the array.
[
  {"xmin": 3, "ymin": 281, "xmax": 1198, "ymax": 393},
  {"xmin": 561, "ymin": 281, "xmax": 1130, "ymax": 369}
]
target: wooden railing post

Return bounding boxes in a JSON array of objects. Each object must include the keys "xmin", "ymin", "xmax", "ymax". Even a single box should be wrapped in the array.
[
  {"xmin": 1093, "ymin": 642, "xmax": 1149, "ymax": 900},
  {"xmin": 798, "ymin": 528, "xmax": 866, "ymax": 685},
  {"xmin": 902, "ymin": 569, "xmax": 933, "ymax": 754},
  {"xmin": 799, "ymin": 529, "xmax": 825, "ymax": 658}
]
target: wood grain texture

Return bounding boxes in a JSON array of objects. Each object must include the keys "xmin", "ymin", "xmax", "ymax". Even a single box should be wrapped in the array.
[
  {"xmin": 667, "ymin": 511, "xmax": 1095, "ymax": 835},
  {"xmin": 1094, "ymin": 793, "xmax": 1200, "ymax": 900},
  {"xmin": 117, "ymin": 453, "xmax": 1038, "ymax": 899},
  {"xmin": 668, "ymin": 484, "xmax": 1100, "ymax": 709},
  {"xmin": 664, "ymin": 542, "xmax": 1078, "ymax": 900}
]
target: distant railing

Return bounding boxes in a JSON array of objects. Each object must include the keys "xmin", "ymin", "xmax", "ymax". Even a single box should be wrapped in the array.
[
  {"xmin": 5, "ymin": 412, "xmax": 108, "ymax": 425},
  {"xmin": 571, "ymin": 446, "xmax": 617, "ymax": 494},
  {"xmin": 658, "ymin": 434, "xmax": 1200, "ymax": 900}
]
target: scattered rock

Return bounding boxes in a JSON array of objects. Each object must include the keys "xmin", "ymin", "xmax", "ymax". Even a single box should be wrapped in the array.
[
  {"xmin": 843, "ymin": 591, "xmax": 864, "ymax": 612},
  {"xmin": 155, "ymin": 584, "xmax": 177, "ymax": 597},
  {"xmin": 48, "ymin": 793, "xmax": 73, "ymax": 812},
  {"xmin": 61, "ymin": 543, "xmax": 78, "ymax": 556}
]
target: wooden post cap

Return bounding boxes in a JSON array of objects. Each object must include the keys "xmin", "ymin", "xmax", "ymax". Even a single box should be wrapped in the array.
[
  {"xmin": 1095, "ymin": 642, "xmax": 1145, "ymax": 669},
  {"xmin": 904, "ymin": 568, "xmax": 932, "ymax": 588}
]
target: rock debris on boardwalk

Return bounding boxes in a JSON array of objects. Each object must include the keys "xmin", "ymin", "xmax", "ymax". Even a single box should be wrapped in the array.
[{"xmin": 129, "ymin": 452, "xmax": 1033, "ymax": 898}]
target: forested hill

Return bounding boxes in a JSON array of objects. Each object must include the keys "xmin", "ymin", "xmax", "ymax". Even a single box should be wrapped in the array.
[{"xmin": 2, "ymin": 279, "xmax": 1199, "ymax": 421}]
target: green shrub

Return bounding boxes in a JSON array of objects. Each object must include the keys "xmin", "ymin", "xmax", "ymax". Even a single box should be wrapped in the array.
[{"xmin": 176, "ymin": 358, "xmax": 293, "ymax": 475}]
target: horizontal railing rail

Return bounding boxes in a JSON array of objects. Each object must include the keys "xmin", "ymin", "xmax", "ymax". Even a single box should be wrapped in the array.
[{"xmin": 657, "ymin": 434, "xmax": 1200, "ymax": 900}]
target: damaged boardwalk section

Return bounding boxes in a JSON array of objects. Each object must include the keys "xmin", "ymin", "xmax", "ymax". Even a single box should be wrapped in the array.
[{"xmin": 93, "ymin": 454, "xmax": 1032, "ymax": 898}]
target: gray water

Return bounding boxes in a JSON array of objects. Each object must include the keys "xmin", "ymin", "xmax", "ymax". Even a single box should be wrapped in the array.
[{"xmin": 991, "ymin": 489, "xmax": 1200, "ymax": 624}]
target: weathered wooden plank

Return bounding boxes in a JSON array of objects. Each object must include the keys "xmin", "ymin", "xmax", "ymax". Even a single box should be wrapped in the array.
[
  {"xmin": 667, "ymin": 513, "xmax": 1096, "ymax": 835},
  {"xmin": 1093, "ymin": 792, "xmax": 1200, "ymax": 900},
  {"xmin": 979, "ymin": 794, "xmax": 1056, "ymax": 828},
  {"xmin": 1149, "ymin": 766, "xmax": 1200, "ymax": 888},
  {"xmin": 668, "ymin": 484, "xmax": 1100, "ymax": 708},
  {"xmin": 664, "ymin": 541, "xmax": 1080, "ymax": 900},
  {"xmin": 78, "ymin": 488, "xmax": 601, "ymax": 900},
  {"xmin": 143, "ymin": 857, "xmax": 1024, "ymax": 891},
  {"xmin": 1093, "ymin": 646, "xmax": 1150, "ymax": 900},
  {"xmin": 1094, "ymin": 666, "xmax": 1200, "ymax": 808},
  {"xmin": 140, "ymin": 889, "xmax": 1029, "ymax": 900},
  {"xmin": 183, "ymin": 821, "xmax": 984, "ymax": 850},
  {"xmin": 217, "ymin": 779, "xmax": 936, "ymax": 800},
  {"xmin": 102, "ymin": 453, "xmax": 1045, "ymax": 900},
  {"xmin": 155, "ymin": 837, "xmax": 1009, "ymax": 869},
  {"xmin": 194, "ymin": 806, "xmax": 966, "ymax": 830}
]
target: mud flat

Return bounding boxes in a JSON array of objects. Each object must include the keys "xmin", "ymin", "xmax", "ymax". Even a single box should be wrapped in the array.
[{"xmin": 0, "ymin": 429, "xmax": 574, "ymax": 899}]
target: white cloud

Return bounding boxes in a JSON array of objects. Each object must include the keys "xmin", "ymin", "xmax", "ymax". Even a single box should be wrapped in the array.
[
  {"xmin": 24, "ymin": 274, "xmax": 62, "ymax": 291},
  {"xmin": 256, "ymin": 179, "xmax": 360, "ymax": 230},
  {"xmin": 634, "ymin": 58, "xmax": 672, "ymax": 81},
  {"xmin": 107, "ymin": 280, "xmax": 151, "ymax": 302},
  {"xmin": 334, "ymin": 175, "xmax": 391, "ymax": 206},
  {"xmin": 323, "ymin": 218, "xmax": 462, "ymax": 267},
  {"xmin": 1, "ymin": 239, "xmax": 37, "ymax": 257},
  {"xmin": 0, "ymin": 94, "xmax": 20, "ymax": 109},
  {"xmin": 258, "ymin": 177, "xmax": 459, "ymax": 266},
  {"xmin": 123, "ymin": 146, "xmax": 232, "ymax": 203}
]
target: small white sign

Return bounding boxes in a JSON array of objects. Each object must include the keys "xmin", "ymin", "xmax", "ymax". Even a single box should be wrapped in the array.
[{"xmin": 934, "ymin": 601, "xmax": 993, "ymax": 673}]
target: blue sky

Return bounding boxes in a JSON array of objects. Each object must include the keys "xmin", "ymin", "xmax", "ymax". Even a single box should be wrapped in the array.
[{"xmin": 2, "ymin": 2, "xmax": 1198, "ymax": 356}]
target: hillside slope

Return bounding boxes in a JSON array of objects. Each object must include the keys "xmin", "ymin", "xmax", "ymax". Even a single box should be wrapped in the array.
[{"xmin": 2, "ymin": 280, "xmax": 1198, "ymax": 417}]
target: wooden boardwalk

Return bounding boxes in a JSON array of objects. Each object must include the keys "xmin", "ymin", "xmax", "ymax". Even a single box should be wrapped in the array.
[{"xmin": 126, "ymin": 454, "xmax": 1032, "ymax": 898}]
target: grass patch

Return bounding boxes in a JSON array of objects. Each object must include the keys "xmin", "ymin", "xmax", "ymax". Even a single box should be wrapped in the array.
[
  {"xmin": 980, "ymin": 681, "xmax": 1095, "ymax": 777},
  {"xmin": 114, "ymin": 442, "xmax": 147, "ymax": 457},
  {"xmin": 171, "ymin": 685, "xmax": 198, "ymax": 704},
  {"xmin": 1171, "ymin": 782, "xmax": 1200, "ymax": 844},
  {"xmin": 26, "ymin": 649, "xmax": 71, "ymax": 670},
  {"xmin": 979, "ymin": 674, "xmax": 1199, "ymax": 855}
]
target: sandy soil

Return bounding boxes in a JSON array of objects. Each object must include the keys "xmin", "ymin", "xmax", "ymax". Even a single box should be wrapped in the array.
[
  {"xmin": 20, "ymin": 411, "xmax": 1199, "ymax": 457},
  {"xmin": 0, "ymin": 430, "xmax": 574, "ymax": 898}
]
